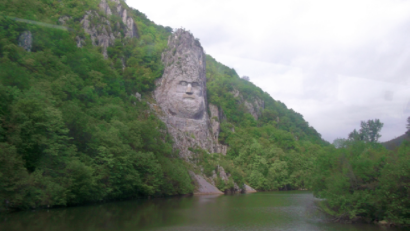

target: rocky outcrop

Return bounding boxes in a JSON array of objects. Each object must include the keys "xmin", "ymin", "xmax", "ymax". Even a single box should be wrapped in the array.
[
  {"xmin": 153, "ymin": 29, "xmax": 235, "ymax": 193},
  {"xmin": 190, "ymin": 172, "xmax": 223, "ymax": 195},
  {"xmin": 75, "ymin": 36, "xmax": 85, "ymax": 48},
  {"xmin": 18, "ymin": 31, "xmax": 32, "ymax": 52},
  {"xmin": 99, "ymin": 0, "xmax": 113, "ymax": 16},
  {"xmin": 218, "ymin": 166, "xmax": 229, "ymax": 182},
  {"xmin": 244, "ymin": 98, "xmax": 265, "ymax": 120},
  {"xmin": 209, "ymin": 104, "xmax": 220, "ymax": 140},
  {"xmin": 212, "ymin": 166, "xmax": 243, "ymax": 194},
  {"xmin": 58, "ymin": 16, "xmax": 71, "ymax": 25},
  {"xmin": 231, "ymin": 88, "xmax": 264, "ymax": 120},
  {"xmin": 209, "ymin": 104, "xmax": 228, "ymax": 155},
  {"xmin": 154, "ymin": 29, "xmax": 220, "ymax": 159},
  {"xmin": 244, "ymin": 184, "xmax": 257, "ymax": 193},
  {"xmin": 81, "ymin": 0, "xmax": 139, "ymax": 57},
  {"xmin": 81, "ymin": 10, "xmax": 116, "ymax": 57},
  {"xmin": 134, "ymin": 92, "xmax": 141, "ymax": 101},
  {"xmin": 100, "ymin": 0, "xmax": 139, "ymax": 38},
  {"xmin": 152, "ymin": 29, "xmax": 253, "ymax": 194}
]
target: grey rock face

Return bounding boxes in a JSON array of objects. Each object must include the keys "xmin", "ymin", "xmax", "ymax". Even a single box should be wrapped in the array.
[
  {"xmin": 209, "ymin": 104, "xmax": 228, "ymax": 155},
  {"xmin": 217, "ymin": 166, "xmax": 243, "ymax": 193},
  {"xmin": 154, "ymin": 29, "xmax": 219, "ymax": 159},
  {"xmin": 231, "ymin": 88, "xmax": 264, "ymax": 120},
  {"xmin": 81, "ymin": 0, "xmax": 139, "ymax": 57},
  {"xmin": 244, "ymin": 184, "xmax": 257, "ymax": 193},
  {"xmin": 81, "ymin": 10, "xmax": 115, "ymax": 58},
  {"xmin": 134, "ymin": 92, "xmax": 141, "ymax": 101},
  {"xmin": 190, "ymin": 171, "xmax": 223, "ymax": 194},
  {"xmin": 58, "ymin": 16, "xmax": 71, "ymax": 25},
  {"xmin": 153, "ymin": 29, "xmax": 235, "ymax": 193},
  {"xmin": 110, "ymin": 0, "xmax": 139, "ymax": 38},
  {"xmin": 99, "ymin": 0, "xmax": 112, "ymax": 16},
  {"xmin": 244, "ymin": 98, "xmax": 264, "ymax": 120},
  {"xmin": 75, "ymin": 36, "xmax": 85, "ymax": 48},
  {"xmin": 18, "ymin": 31, "xmax": 32, "ymax": 52},
  {"xmin": 218, "ymin": 166, "xmax": 229, "ymax": 182}
]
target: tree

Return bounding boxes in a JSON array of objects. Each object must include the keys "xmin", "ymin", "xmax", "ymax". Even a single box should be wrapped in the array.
[
  {"xmin": 348, "ymin": 129, "xmax": 363, "ymax": 141},
  {"xmin": 332, "ymin": 138, "xmax": 347, "ymax": 148},
  {"xmin": 164, "ymin": 26, "xmax": 173, "ymax": 33},
  {"xmin": 348, "ymin": 119, "xmax": 383, "ymax": 143},
  {"xmin": 407, "ymin": 116, "xmax": 410, "ymax": 131},
  {"xmin": 360, "ymin": 119, "xmax": 383, "ymax": 142}
]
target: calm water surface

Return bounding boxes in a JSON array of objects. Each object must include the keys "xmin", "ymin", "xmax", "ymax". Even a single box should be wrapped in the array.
[{"xmin": 1, "ymin": 191, "xmax": 408, "ymax": 231}]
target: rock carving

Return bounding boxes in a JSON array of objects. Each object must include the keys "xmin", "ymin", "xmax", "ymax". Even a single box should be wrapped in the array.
[
  {"xmin": 154, "ymin": 29, "xmax": 246, "ymax": 194},
  {"xmin": 154, "ymin": 29, "xmax": 218, "ymax": 159}
]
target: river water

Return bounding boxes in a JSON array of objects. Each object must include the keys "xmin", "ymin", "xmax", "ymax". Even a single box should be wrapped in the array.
[{"xmin": 0, "ymin": 191, "xmax": 407, "ymax": 231}]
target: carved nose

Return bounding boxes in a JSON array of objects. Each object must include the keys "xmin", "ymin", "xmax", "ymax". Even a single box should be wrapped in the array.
[{"xmin": 186, "ymin": 83, "xmax": 193, "ymax": 95}]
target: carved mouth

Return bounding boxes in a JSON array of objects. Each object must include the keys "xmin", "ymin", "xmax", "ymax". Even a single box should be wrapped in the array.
[{"xmin": 183, "ymin": 94, "xmax": 195, "ymax": 99}]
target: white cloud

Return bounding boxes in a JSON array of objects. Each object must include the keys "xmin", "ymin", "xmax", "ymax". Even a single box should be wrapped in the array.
[{"xmin": 128, "ymin": 0, "xmax": 410, "ymax": 142}]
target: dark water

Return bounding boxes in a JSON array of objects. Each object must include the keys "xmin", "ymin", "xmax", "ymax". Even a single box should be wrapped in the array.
[{"xmin": 0, "ymin": 191, "xmax": 408, "ymax": 231}]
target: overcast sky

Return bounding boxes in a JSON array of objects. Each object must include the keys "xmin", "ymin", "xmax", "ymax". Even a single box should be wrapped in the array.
[{"xmin": 128, "ymin": 0, "xmax": 410, "ymax": 143}]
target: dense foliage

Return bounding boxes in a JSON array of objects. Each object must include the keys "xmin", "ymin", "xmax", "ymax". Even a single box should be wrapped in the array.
[
  {"xmin": 312, "ymin": 121, "xmax": 410, "ymax": 225},
  {"xmin": 2, "ymin": 1, "xmax": 409, "ymax": 226},
  {"xmin": 195, "ymin": 56, "xmax": 327, "ymax": 192},
  {"xmin": 0, "ymin": 0, "xmax": 193, "ymax": 210},
  {"xmin": 1, "ymin": 0, "xmax": 329, "ymax": 211}
]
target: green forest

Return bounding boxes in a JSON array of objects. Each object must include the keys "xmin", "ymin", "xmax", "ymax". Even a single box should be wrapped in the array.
[{"xmin": 1, "ymin": 0, "xmax": 410, "ymax": 226}]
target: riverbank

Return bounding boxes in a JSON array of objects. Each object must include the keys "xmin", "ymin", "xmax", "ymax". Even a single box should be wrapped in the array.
[{"xmin": 315, "ymin": 199, "xmax": 409, "ymax": 228}]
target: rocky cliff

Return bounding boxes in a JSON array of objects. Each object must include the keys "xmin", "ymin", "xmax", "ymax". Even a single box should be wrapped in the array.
[
  {"xmin": 153, "ymin": 29, "xmax": 240, "ymax": 193},
  {"xmin": 231, "ymin": 88, "xmax": 265, "ymax": 120},
  {"xmin": 154, "ymin": 29, "xmax": 222, "ymax": 160},
  {"xmin": 209, "ymin": 104, "xmax": 228, "ymax": 154},
  {"xmin": 80, "ymin": 0, "xmax": 139, "ymax": 57}
]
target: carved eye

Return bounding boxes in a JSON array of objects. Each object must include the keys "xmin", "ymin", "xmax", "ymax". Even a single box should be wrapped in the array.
[
  {"xmin": 191, "ymin": 82, "xmax": 199, "ymax": 87},
  {"xmin": 179, "ymin": 81, "xmax": 188, "ymax": 86}
]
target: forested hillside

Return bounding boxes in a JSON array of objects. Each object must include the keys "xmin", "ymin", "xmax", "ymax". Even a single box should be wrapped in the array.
[
  {"xmin": 198, "ymin": 56, "xmax": 327, "ymax": 192},
  {"xmin": 0, "ymin": 0, "xmax": 326, "ymax": 209},
  {"xmin": 2, "ymin": 0, "xmax": 410, "ymax": 226},
  {"xmin": 0, "ymin": 0, "xmax": 193, "ymax": 210}
]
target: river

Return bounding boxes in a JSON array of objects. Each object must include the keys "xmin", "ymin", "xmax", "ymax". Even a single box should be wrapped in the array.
[{"xmin": 0, "ymin": 191, "xmax": 407, "ymax": 231}]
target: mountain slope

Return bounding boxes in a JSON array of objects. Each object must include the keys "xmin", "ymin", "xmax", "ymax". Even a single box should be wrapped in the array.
[
  {"xmin": 0, "ymin": 0, "xmax": 327, "ymax": 210},
  {"xmin": 382, "ymin": 132, "xmax": 410, "ymax": 150}
]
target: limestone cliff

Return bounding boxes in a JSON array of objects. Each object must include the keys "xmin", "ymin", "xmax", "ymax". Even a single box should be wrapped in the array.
[
  {"xmin": 154, "ymin": 29, "xmax": 220, "ymax": 160},
  {"xmin": 231, "ymin": 88, "xmax": 265, "ymax": 120},
  {"xmin": 152, "ymin": 29, "xmax": 240, "ymax": 194},
  {"xmin": 189, "ymin": 172, "xmax": 223, "ymax": 195},
  {"xmin": 80, "ymin": 0, "xmax": 139, "ymax": 57},
  {"xmin": 209, "ymin": 104, "xmax": 228, "ymax": 155}
]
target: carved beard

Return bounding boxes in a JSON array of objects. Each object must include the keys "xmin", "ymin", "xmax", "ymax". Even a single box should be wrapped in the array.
[{"xmin": 167, "ymin": 93, "xmax": 205, "ymax": 120}]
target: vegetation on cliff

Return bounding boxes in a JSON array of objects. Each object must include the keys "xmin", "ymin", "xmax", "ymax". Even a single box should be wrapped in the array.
[
  {"xmin": 201, "ymin": 56, "xmax": 326, "ymax": 191},
  {"xmin": 1, "ymin": 0, "xmax": 410, "ymax": 226},
  {"xmin": 0, "ymin": 0, "xmax": 192, "ymax": 210}
]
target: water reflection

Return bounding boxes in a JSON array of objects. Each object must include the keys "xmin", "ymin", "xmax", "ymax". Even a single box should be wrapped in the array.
[{"xmin": 0, "ymin": 192, "xmax": 405, "ymax": 231}]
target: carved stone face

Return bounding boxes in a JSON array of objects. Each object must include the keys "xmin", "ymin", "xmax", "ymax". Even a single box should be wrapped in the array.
[
  {"xmin": 155, "ymin": 29, "xmax": 207, "ymax": 121},
  {"xmin": 166, "ymin": 74, "xmax": 205, "ymax": 119}
]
